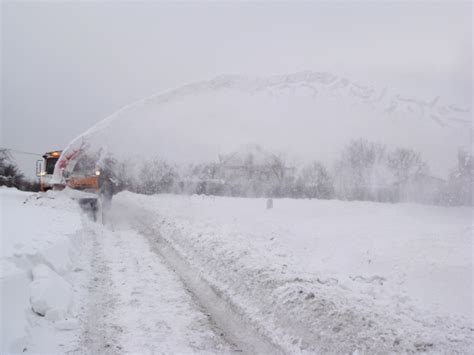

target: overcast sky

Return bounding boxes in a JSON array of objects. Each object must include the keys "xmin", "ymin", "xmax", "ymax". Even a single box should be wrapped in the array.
[{"xmin": 1, "ymin": 1, "xmax": 472, "ymax": 177}]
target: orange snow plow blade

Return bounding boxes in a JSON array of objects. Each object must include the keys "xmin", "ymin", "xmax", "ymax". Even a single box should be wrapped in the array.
[{"xmin": 67, "ymin": 175, "xmax": 99, "ymax": 190}]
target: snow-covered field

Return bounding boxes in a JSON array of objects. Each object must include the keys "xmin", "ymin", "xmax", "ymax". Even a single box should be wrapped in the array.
[
  {"xmin": 116, "ymin": 192, "xmax": 473, "ymax": 353},
  {"xmin": 1, "ymin": 187, "xmax": 473, "ymax": 353}
]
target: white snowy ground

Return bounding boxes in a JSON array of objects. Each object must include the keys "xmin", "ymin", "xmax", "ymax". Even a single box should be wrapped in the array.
[
  {"xmin": 1, "ymin": 187, "xmax": 236, "ymax": 353},
  {"xmin": 115, "ymin": 192, "xmax": 473, "ymax": 354},
  {"xmin": 1, "ymin": 187, "xmax": 473, "ymax": 353}
]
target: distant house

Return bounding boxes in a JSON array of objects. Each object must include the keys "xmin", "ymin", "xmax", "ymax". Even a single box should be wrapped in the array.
[
  {"xmin": 179, "ymin": 176, "xmax": 225, "ymax": 196},
  {"xmin": 394, "ymin": 173, "xmax": 446, "ymax": 204},
  {"xmin": 219, "ymin": 145, "xmax": 293, "ymax": 178},
  {"xmin": 178, "ymin": 145, "xmax": 294, "ymax": 197}
]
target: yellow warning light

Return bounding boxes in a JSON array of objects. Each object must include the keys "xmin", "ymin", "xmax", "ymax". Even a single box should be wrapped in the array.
[{"xmin": 51, "ymin": 151, "xmax": 60, "ymax": 157}]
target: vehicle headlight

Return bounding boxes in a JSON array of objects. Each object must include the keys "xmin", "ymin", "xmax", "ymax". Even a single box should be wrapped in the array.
[{"xmin": 95, "ymin": 170, "xmax": 101, "ymax": 176}]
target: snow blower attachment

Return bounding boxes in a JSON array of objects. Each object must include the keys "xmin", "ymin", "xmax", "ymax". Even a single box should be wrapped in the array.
[{"xmin": 42, "ymin": 145, "xmax": 116, "ymax": 222}]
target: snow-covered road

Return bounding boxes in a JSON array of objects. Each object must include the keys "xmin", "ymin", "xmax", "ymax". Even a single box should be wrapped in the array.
[
  {"xmin": 1, "ymin": 188, "xmax": 277, "ymax": 353},
  {"xmin": 81, "ymin": 199, "xmax": 279, "ymax": 354},
  {"xmin": 78, "ymin": 219, "xmax": 238, "ymax": 353}
]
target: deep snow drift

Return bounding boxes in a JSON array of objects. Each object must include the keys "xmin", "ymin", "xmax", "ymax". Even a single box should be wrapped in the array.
[
  {"xmin": 0, "ymin": 187, "xmax": 83, "ymax": 353},
  {"xmin": 54, "ymin": 71, "xmax": 471, "ymax": 183}
]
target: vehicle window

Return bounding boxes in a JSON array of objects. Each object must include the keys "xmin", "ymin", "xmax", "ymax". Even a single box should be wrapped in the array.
[{"xmin": 45, "ymin": 158, "xmax": 58, "ymax": 174}]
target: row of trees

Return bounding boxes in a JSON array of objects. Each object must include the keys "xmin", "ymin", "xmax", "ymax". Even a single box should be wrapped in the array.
[
  {"xmin": 334, "ymin": 141, "xmax": 427, "ymax": 202},
  {"xmin": 107, "ymin": 140, "xmax": 472, "ymax": 206},
  {"xmin": 3, "ymin": 142, "xmax": 470, "ymax": 206},
  {"xmin": 0, "ymin": 149, "xmax": 40, "ymax": 191}
]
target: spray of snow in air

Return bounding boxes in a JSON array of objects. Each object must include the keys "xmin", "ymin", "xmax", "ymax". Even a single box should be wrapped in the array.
[{"xmin": 53, "ymin": 71, "xmax": 471, "ymax": 184}]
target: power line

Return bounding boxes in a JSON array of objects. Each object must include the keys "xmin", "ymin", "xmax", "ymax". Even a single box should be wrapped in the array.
[{"xmin": 0, "ymin": 148, "xmax": 42, "ymax": 157}]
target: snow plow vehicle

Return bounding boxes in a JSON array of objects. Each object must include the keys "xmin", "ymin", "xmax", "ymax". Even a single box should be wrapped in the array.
[{"xmin": 38, "ymin": 147, "xmax": 116, "ymax": 221}]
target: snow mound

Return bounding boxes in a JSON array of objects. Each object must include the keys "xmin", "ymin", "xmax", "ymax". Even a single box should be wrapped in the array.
[
  {"xmin": 1, "ymin": 188, "xmax": 87, "ymax": 353},
  {"xmin": 54, "ymin": 71, "xmax": 471, "ymax": 181},
  {"xmin": 30, "ymin": 264, "xmax": 73, "ymax": 319}
]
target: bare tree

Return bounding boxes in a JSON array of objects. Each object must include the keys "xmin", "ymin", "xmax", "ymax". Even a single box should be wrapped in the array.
[
  {"xmin": 334, "ymin": 139, "xmax": 388, "ymax": 201},
  {"xmin": 296, "ymin": 161, "xmax": 334, "ymax": 199},
  {"xmin": 268, "ymin": 154, "xmax": 295, "ymax": 197},
  {"xmin": 0, "ymin": 149, "xmax": 26, "ymax": 189},
  {"xmin": 139, "ymin": 159, "xmax": 178, "ymax": 194},
  {"xmin": 445, "ymin": 148, "xmax": 473, "ymax": 205},
  {"xmin": 388, "ymin": 148, "xmax": 428, "ymax": 181}
]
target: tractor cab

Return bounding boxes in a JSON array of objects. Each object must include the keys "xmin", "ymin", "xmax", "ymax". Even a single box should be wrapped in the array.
[{"xmin": 36, "ymin": 151, "xmax": 62, "ymax": 191}]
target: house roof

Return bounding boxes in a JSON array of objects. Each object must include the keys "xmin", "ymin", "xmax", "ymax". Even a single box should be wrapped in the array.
[{"xmin": 219, "ymin": 145, "xmax": 280, "ymax": 167}]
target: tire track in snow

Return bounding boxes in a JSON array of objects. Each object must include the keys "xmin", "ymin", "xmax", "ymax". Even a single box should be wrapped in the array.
[
  {"xmin": 134, "ymin": 222, "xmax": 284, "ymax": 355},
  {"xmin": 80, "ymin": 227, "xmax": 121, "ymax": 353},
  {"xmin": 105, "ymin": 201, "xmax": 282, "ymax": 354},
  {"xmin": 80, "ymin": 217, "xmax": 237, "ymax": 353}
]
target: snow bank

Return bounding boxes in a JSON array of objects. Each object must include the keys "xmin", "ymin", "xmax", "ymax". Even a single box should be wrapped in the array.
[
  {"xmin": 0, "ymin": 187, "xmax": 82, "ymax": 353},
  {"xmin": 114, "ymin": 192, "xmax": 473, "ymax": 353},
  {"xmin": 0, "ymin": 188, "xmax": 80, "ymax": 276},
  {"xmin": 30, "ymin": 264, "xmax": 73, "ymax": 319}
]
